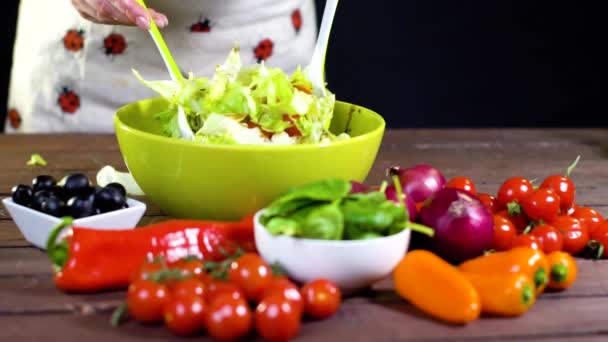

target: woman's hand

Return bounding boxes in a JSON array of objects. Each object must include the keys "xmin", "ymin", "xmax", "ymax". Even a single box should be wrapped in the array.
[{"xmin": 70, "ymin": 0, "xmax": 168, "ymax": 29}]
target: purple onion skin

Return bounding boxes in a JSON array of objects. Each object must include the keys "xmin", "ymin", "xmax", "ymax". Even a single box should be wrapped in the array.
[
  {"xmin": 419, "ymin": 188, "xmax": 494, "ymax": 264},
  {"xmin": 349, "ymin": 180, "xmax": 369, "ymax": 194},
  {"xmin": 398, "ymin": 164, "xmax": 446, "ymax": 203},
  {"xmin": 385, "ymin": 185, "xmax": 417, "ymax": 222}
]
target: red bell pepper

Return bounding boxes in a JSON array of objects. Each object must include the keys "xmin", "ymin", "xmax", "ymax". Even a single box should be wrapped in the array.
[{"xmin": 46, "ymin": 215, "xmax": 255, "ymax": 293}]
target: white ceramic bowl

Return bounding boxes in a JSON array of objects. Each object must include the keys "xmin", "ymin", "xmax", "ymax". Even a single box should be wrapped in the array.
[
  {"xmin": 2, "ymin": 197, "xmax": 147, "ymax": 249},
  {"xmin": 254, "ymin": 210, "xmax": 411, "ymax": 293}
]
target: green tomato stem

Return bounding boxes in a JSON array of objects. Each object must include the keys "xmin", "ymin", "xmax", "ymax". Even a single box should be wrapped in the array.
[{"xmin": 565, "ymin": 155, "xmax": 581, "ymax": 177}]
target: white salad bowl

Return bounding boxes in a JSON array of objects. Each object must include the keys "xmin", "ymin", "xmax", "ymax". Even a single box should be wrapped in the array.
[
  {"xmin": 254, "ymin": 210, "xmax": 411, "ymax": 293},
  {"xmin": 2, "ymin": 197, "xmax": 146, "ymax": 250}
]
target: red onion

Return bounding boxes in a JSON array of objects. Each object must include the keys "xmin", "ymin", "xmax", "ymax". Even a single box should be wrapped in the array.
[
  {"xmin": 419, "ymin": 188, "xmax": 494, "ymax": 264},
  {"xmin": 385, "ymin": 185, "xmax": 417, "ymax": 222},
  {"xmin": 349, "ymin": 180, "xmax": 369, "ymax": 194},
  {"xmin": 396, "ymin": 164, "xmax": 446, "ymax": 203}
]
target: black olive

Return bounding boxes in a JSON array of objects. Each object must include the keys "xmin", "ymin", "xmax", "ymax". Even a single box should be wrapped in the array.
[
  {"xmin": 105, "ymin": 182, "xmax": 127, "ymax": 198},
  {"xmin": 32, "ymin": 190, "xmax": 56, "ymax": 211},
  {"xmin": 67, "ymin": 195, "xmax": 96, "ymax": 218},
  {"xmin": 63, "ymin": 173, "xmax": 91, "ymax": 197},
  {"xmin": 40, "ymin": 196, "xmax": 64, "ymax": 217},
  {"xmin": 94, "ymin": 187, "xmax": 126, "ymax": 213},
  {"xmin": 32, "ymin": 175, "xmax": 56, "ymax": 192},
  {"xmin": 11, "ymin": 184, "xmax": 33, "ymax": 207},
  {"xmin": 49, "ymin": 185, "xmax": 71, "ymax": 202}
]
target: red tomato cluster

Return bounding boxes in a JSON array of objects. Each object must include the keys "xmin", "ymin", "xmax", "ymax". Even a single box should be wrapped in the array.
[
  {"xmin": 119, "ymin": 253, "xmax": 341, "ymax": 341},
  {"xmin": 444, "ymin": 160, "xmax": 608, "ymax": 259}
]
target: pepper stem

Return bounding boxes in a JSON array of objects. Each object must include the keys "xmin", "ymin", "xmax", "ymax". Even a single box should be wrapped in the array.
[
  {"xmin": 534, "ymin": 267, "xmax": 548, "ymax": 289},
  {"xmin": 521, "ymin": 283, "xmax": 534, "ymax": 306},
  {"xmin": 551, "ymin": 264, "xmax": 568, "ymax": 283},
  {"xmin": 46, "ymin": 217, "xmax": 73, "ymax": 272}
]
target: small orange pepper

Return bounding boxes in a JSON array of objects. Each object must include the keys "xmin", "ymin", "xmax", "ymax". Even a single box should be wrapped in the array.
[
  {"xmin": 458, "ymin": 247, "xmax": 549, "ymax": 295},
  {"xmin": 393, "ymin": 250, "xmax": 481, "ymax": 324},
  {"xmin": 546, "ymin": 251, "xmax": 577, "ymax": 290},
  {"xmin": 462, "ymin": 272, "xmax": 535, "ymax": 316}
]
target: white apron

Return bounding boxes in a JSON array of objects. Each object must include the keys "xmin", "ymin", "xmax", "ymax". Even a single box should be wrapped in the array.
[{"xmin": 6, "ymin": 0, "xmax": 316, "ymax": 133}]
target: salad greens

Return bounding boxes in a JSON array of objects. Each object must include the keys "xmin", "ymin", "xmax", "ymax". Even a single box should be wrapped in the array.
[
  {"xmin": 259, "ymin": 179, "xmax": 411, "ymax": 240},
  {"xmin": 134, "ymin": 47, "xmax": 348, "ymax": 145}
]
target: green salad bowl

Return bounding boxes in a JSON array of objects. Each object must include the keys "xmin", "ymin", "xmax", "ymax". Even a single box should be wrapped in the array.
[{"xmin": 114, "ymin": 98, "xmax": 385, "ymax": 220}]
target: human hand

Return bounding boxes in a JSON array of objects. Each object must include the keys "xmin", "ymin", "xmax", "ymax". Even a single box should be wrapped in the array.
[{"xmin": 70, "ymin": 0, "xmax": 168, "ymax": 29}]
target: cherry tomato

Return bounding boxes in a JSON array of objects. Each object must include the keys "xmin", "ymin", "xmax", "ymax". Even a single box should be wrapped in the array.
[
  {"xmin": 200, "ymin": 226, "xmax": 239, "ymax": 262},
  {"xmin": 206, "ymin": 294, "xmax": 252, "ymax": 341},
  {"xmin": 566, "ymin": 204, "xmax": 579, "ymax": 216},
  {"xmin": 478, "ymin": 193, "xmax": 498, "ymax": 214},
  {"xmin": 589, "ymin": 221, "xmax": 608, "ymax": 258},
  {"xmin": 300, "ymin": 279, "xmax": 341, "ymax": 320},
  {"xmin": 522, "ymin": 188, "xmax": 560, "ymax": 223},
  {"xmin": 496, "ymin": 209, "xmax": 529, "ymax": 232},
  {"xmin": 512, "ymin": 234, "xmax": 543, "ymax": 250},
  {"xmin": 446, "ymin": 177, "xmax": 477, "ymax": 195},
  {"xmin": 127, "ymin": 279, "xmax": 169, "ymax": 323},
  {"xmin": 131, "ymin": 259, "xmax": 164, "ymax": 283},
  {"xmin": 163, "ymin": 295, "xmax": 206, "ymax": 336},
  {"xmin": 169, "ymin": 257, "xmax": 205, "ymax": 279},
  {"xmin": 551, "ymin": 215, "xmax": 589, "ymax": 255},
  {"xmin": 228, "ymin": 253, "xmax": 273, "ymax": 302},
  {"xmin": 496, "ymin": 177, "xmax": 534, "ymax": 210},
  {"xmin": 261, "ymin": 277, "xmax": 303, "ymax": 314},
  {"xmin": 540, "ymin": 175, "xmax": 575, "ymax": 212},
  {"xmin": 170, "ymin": 278, "xmax": 206, "ymax": 299},
  {"xmin": 255, "ymin": 294, "xmax": 301, "ymax": 342},
  {"xmin": 205, "ymin": 280, "xmax": 246, "ymax": 304},
  {"xmin": 530, "ymin": 224, "xmax": 563, "ymax": 253},
  {"xmin": 492, "ymin": 215, "xmax": 516, "ymax": 251},
  {"xmin": 571, "ymin": 206, "xmax": 604, "ymax": 235}
]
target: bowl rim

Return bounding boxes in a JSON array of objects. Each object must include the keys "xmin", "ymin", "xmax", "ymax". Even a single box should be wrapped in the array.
[
  {"xmin": 2, "ymin": 196, "xmax": 147, "ymax": 224},
  {"xmin": 114, "ymin": 98, "xmax": 386, "ymax": 152},
  {"xmin": 254, "ymin": 209, "xmax": 411, "ymax": 247}
]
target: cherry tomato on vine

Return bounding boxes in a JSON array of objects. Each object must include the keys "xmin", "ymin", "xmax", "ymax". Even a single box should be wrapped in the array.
[
  {"xmin": 205, "ymin": 294, "xmax": 252, "ymax": 341},
  {"xmin": 131, "ymin": 259, "xmax": 165, "ymax": 283},
  {"xmin": 496, "ymin": 177, "xmax": 534, "ymax": 210},
  {"xmin": 261, "ymin": 277, "xmax": 303, "ymax": 314},
  {"xmin": 530, "ymin": 224, "xmax": 563, "ymax": 253},
  {"xmin": 127, "ymin": 279, "xmax": 169, "ymax": 323},
  {"xmin": 170, "ymin": 278, "xmax": 206, "ymax": 299},
  {"xmin": 205, "ymin": 280, "xmax": 246, "ymax": 304},
  {"xmin": 551, "ymin": 215, "xmax": 589, "ymax": 255},
  {"xmin": 589, "ymin": 221, "xmax": 608, "ymax": 258},
  {"xmin": 300, "ymin": 279, "xmax": 341, "ymax": 320},
  {"xmin": 228, "ymin": 253, "xmax": 273, "ymax": 302},
  {"xmin": 571, "ymin": 206, "xmax": 604, "ymax": 235},
  {"xmin": 512, "ymin": 234, "xmax": 543, "ymax": 250},
  {"xmin": 496, "ymin": 209, "xmax": 529, "ymax": 232},
  {"xmin": 522, "ymin": 188, "xmax": 560, "ymax": 223},
  {"xmin": 163, "ymin": 295, "xmax": 206, "ymax": 336},
  {"xmin": 492, "ymin": 215, "xmax": 516, "ymax": 251},
  {"xmin": 255, "ymin": 294, "xmax": 302, "ymax": 342},
  {"xmin": 446, "ymin": 177, "xmax": 477, "ymax": 195},
  {"xmin": 540, "ymin": 175, "xmax": 575, "ymax": 212},
  {"xmin": 169, "ymin": 257, "xmax": 205, "ymax": 279},
  {"xmin": 478, "ymin": 193, "xmax": 498, "ymax": 214}
]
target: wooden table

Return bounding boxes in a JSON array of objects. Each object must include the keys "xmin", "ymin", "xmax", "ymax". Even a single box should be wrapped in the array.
[{"xmin": 2, "ymin": 130, "xmax": 608, "ymax": 341}]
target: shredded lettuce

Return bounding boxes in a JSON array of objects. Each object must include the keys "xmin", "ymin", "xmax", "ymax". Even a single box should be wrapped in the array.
[{"xmin": 133, "ymin": 46, "xmax": 345, "ymax": 145}]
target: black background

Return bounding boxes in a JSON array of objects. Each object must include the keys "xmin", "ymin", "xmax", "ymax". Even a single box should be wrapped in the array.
[{"xmin": 2, "ymin": 1, "xmax": 608, "ymax": 131}]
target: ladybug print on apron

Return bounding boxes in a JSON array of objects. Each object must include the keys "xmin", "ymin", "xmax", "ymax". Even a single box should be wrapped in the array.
[
  {"xmin": 63, "ymin": 29, "xmax": 85, "ymax": 52},
  {"xmin": 57, "ymin": 88, "xmax": 81, "ymax": 114},
  {"xmin": 103, "ymin": 33, "xmax": 128, "ymax": 57},
  {"xmin": 189, "ymin": 17, "xmax": 213, "ymax": 32},
  {"xmin": 292, "ymin": 9, "xmax": 302, "ymax": 33},
  {"xmin": 254, "ymin": 39, "xmax": 274, "ymax": 63},
  {"xmin": 7, "ymin": 108, "xmax": 22, "ymax": 129}
]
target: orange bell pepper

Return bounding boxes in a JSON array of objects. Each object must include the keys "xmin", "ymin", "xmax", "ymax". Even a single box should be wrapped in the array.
[{"xmin": 462, "ymin": 272, "xmax": 535, "ymax": 316}]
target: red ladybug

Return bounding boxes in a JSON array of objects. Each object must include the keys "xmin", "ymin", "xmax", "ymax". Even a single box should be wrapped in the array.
[
  {"xmin": 63, "ymin": 29, "xmax": 85, "ymax": 52},
  {"xmin": 292, "ymin": 9, "xmax": 302, "ymax": 33},
  {"xmin": 189, "ymin": 17, "xmax": 212, "ymax": 32},
  {"xmin": 104, "ymin": 33, "xmax": 127, "ymax": 56},
  {"xmin": 254, "ymin": 39, "xmax": 274, "ymax": 63},
  {"xmin": 57, "ymin": 88, "xmax": 80, "ymax": 114},
  {"xmin": 7, "ymin": 108, "xmax": 21, "ymax": 129}
]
